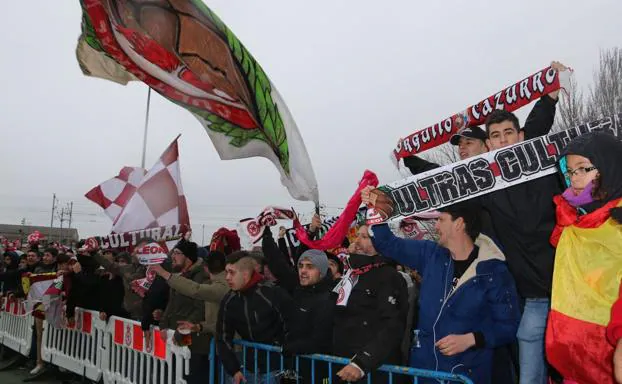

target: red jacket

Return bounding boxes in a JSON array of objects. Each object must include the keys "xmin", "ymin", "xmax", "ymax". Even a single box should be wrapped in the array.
[{"xmin": 608, "ymin": 281, "xmax": 622, "ymax": 346}]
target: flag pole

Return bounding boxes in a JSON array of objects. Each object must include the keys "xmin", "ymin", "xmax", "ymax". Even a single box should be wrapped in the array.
[{"xmin": 141, "ymin": 88, "xmax": 152, "ymax": 168}]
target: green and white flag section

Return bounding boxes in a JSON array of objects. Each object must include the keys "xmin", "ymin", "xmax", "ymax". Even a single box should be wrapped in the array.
[
  {"xmin": 76, "ymin": 0, "xmax": 319, "ymax": 202},
  {"xmin": 367, "ymin": 114, "xmax": 622, "ymax": 225}
]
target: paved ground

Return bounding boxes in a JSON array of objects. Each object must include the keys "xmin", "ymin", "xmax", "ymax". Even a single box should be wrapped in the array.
[{"xmin": 0, "ymin": 356, "xmax": 73, "ymax": 384}]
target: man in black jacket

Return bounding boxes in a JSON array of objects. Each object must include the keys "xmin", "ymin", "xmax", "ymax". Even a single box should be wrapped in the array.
[
  {"xmin": 216, "ymin": 252, "xmax": 299, "ymax": 384},
  {"xmin": 333, "ymin": 225, "xmax": 408, "ymax": 383},
  {"xmin": 97, "ymin": 251, "xmax": 129, "ymax": 321},
  {"xmin": 482, "ymin": 97, "xmax": 561, "ymax": 384},
  {"xmin": 262, "ymin": 228, "xmax": 334, "ymax": 355}
]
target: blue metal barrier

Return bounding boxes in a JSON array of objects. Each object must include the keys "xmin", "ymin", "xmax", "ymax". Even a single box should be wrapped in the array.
[{"xmin": 211, "ymin": 339, "xmax": 474, "ymax": 384}]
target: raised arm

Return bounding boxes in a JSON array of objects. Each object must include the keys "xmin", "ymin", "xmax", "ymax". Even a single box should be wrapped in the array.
[
  {"xmin": 262, "ymin": 228, "xmax": 298, "ymax": 292},
  {"xmin": 403, "ymin": 155, "xmax": 440, "ymax": 175},
  {"xmin": 167, "ymin": 274, "xmax": 229, "ymax": 303},
  {"xmin": 370, "ymin": 224, "xmax": 442, "ymax": 274},
  {"xmin": 522, "ymin": 95, "xmax": 557, "ymax": 140}
]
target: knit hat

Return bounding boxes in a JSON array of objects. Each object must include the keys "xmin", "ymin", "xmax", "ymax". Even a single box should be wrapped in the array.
[
  {"xmin": 174, "ymin": 239, "xmax": 198, "ymax": 263},
  {"xmin": 298, "ymin": 249, "xmax": 329, "ymax": 278}
]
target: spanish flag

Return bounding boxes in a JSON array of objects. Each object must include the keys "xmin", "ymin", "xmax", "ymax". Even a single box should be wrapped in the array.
[{"xmin": 547, "ymin": 196, "xmax": 622, "ymax": 384}]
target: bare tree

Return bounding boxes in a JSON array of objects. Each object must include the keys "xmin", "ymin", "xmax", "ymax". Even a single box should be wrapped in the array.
[
  {"xmin": 420, "ymin": 142, "xmax": 459, "ymax": 166},
  {"xmin": 553, "ymin": 47, "xmax": 621, "ymax": 130},
  {"xmin": 554, "ymin": 75, "xmax": 585, "ymax": 132},
  {"xmin": 585, "ymin": 47, "xmax": 622, "ymax": 119}
]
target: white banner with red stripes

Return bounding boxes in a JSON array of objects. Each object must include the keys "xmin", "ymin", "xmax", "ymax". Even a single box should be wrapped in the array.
[{"xmin": 368, "ymin": 114, "xmax": 622, "ymax": 224}]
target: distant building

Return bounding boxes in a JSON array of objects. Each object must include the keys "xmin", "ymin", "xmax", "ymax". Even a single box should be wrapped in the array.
[{"xmin": 0, "ymin": 224, "xmax": 79, "ymax": 245}]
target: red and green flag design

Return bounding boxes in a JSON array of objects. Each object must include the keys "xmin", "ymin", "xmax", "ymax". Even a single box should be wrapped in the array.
[{"xmin": 76, "ymin": 0, "xmax": 318, "ymax": 202}]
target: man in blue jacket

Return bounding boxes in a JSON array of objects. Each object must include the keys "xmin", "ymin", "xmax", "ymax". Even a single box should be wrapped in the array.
[{"xmin": 363, "ymin": 190, "xmax": 521, "ymax": 384}]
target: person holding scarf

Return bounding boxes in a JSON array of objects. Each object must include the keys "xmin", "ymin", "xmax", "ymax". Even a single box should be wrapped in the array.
[
  {"xmin": 332, "ymin": 224, "xmax": 409, "ymax": 383},
  {"xmin": 546, "ymin": 132, "xmax": 622, "ymax": 384},
  {"xmin": 364, "ymin": 194, "xmax": 520, "ymax": 384}
]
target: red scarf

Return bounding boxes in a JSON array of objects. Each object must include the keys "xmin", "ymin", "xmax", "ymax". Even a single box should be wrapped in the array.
[
  {"xmin": 550, "ymin": 196, "xmax": 622, "ymax": 247},
  {"xmin": 295, "ymin": 170, "xmax": 378, "ymax": 250},
  {"xmin": 350, "ymin": 262, "xmax": 386, "ymax": 277},
  {"xmin": 241, "ymin": 271, "xmax": 264, "ymax": 292}
]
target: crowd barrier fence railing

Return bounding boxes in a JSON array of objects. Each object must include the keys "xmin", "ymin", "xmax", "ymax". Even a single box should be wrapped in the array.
[
  {"xmin": 0, "ymin": 297, "xmax": 33, "ymax": 357},
  {"xmin": 226, "ymin": 339, "xmax": 475, "ymax": 384},
  {"xmin": 2, "ymin": 306, "xmax": 474, "ymax": 384},
  {"xmin": 102, "ymin": 315, "xmax": 190, "ymax": 384},
  {"xmin": 41, "ymin": 307, "xmax": 106, "ymax": 382}
]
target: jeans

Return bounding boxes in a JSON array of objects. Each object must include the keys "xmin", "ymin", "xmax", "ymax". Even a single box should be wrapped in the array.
[{"xmin": 517, "ymin": 298, "xmax": 550, "ymax": 384}]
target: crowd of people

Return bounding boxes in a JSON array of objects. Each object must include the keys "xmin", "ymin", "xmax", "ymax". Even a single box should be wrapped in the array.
[{"xmin": 1, "ymin": 60, "xmax": 621, "ymax": 384}]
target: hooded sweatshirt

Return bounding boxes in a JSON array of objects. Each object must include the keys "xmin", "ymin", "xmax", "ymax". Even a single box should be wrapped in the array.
[
  {"xmin": 0, "ymin": 252, "xmax": 21, "ymax": 292},
  {"xmin": 546, "ymin": 132, "xmax": 622, "ymax": 384}
]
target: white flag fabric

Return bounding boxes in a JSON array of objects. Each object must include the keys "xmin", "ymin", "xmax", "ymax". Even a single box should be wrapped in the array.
[
  {"xmin": 112, "ymin": 137, "xmax": 190, "ymax": 233},
  {"xmin": 85, "ymin": 167, "xmax": 147, "ymax": 221}
]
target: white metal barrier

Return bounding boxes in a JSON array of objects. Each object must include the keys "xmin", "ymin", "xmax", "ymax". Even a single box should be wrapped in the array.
[
  {"xmin": 41, "ymin": 307, "xmax": 106, "ymax": 382},
  {"xmin": 102, "ymin": 316, "xmax": 190, "ymax": 384},
  {"xmin": 0, "ymin": 296, "xmax": 34, "ymax": 357}
]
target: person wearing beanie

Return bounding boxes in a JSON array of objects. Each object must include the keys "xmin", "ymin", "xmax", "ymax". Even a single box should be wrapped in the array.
[
  {"xmin": 297, "ymin": 249, "xmax": 328, "ymax": 286},
  {"xmin": 173, "ymin": 239, "xmax": 199, "ymax": 265},
  {"xmin": 261, "ymin": 227, "xmax": 335, "ymax": 376}
]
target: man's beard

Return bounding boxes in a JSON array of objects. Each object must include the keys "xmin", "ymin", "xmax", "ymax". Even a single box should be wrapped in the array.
[{"xmin": 172, "ymin": 265, "xmax": 183, "ymax": 273}]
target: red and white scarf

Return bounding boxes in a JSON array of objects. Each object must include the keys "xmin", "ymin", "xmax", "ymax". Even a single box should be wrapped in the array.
[
  {"xmin": 240, "ymin": 207, "xmax": 296, "ymax": 244},
  {"xmin": 392, "ymin": 65, "xmax": 572, "ymax": 162}
]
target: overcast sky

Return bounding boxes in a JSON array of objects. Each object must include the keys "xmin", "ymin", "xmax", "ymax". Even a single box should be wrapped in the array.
[{"xmin": 1, "ymin": 0, "xmax": 621, "ymax": 245}]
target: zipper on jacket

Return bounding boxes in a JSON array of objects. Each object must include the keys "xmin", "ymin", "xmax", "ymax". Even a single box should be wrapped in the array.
[{"xmin": 243, "ymin": 296, "xmax": 255, "ymax": 340}]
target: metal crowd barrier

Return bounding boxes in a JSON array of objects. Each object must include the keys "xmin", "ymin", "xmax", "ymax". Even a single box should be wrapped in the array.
[
  {"xmin": 222, "ymin": 340, "xmax": 474, "ymax": 384},
  {"xmin": 0, "ymin": 297, "xmax": 34, "ymax": 357},
  {"xmin": 2, "ymin": 305, "xmax": 474, "ymax": 384}
]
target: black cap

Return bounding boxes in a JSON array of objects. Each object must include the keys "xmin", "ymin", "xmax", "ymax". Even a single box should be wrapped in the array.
[{"xmin": 450, "ymin": 126, "xmax": 487, "ymax": 145}]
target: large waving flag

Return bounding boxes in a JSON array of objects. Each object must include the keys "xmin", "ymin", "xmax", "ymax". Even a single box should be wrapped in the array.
[
  {"xmin": 76, "ymin": 0, "xmax": 319, "ymax": 203},
  {"xmin": 112, "ymin": 137, "xmax": 189, "ymax": 233},
  {"xmin": 85, "ymin": 167, "xmax": 147, "ymax": 221}
]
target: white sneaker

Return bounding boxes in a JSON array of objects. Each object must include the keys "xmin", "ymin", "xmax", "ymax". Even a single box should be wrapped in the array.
[{"xmin": 29, "ymin": 364, "xmax": 44, "ymax": 375}]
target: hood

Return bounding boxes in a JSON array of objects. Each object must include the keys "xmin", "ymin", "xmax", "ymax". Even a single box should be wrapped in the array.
[
  {"xmin": 183, "ymin": 258, "xmax": 204, "ymax": 277},
  {"xmin": 4, "ymin": 251, "xmax": 20, "ymax": 270},
  {"xmin": 449, "ymin": 234, "xmax": 505, "ymax": 297},
  {"xmin": 559, "ymin": 132, "xmax": 622, "ymax": 213},
  {"xmin": 78, "ymin": 254, "xmax": 100, "ymax": 274}
]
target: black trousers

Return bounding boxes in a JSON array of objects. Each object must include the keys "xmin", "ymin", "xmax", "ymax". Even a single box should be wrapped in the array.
[{"xmin": 186, "ymin": 352, "xmax": 213, "ymax": 384}]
